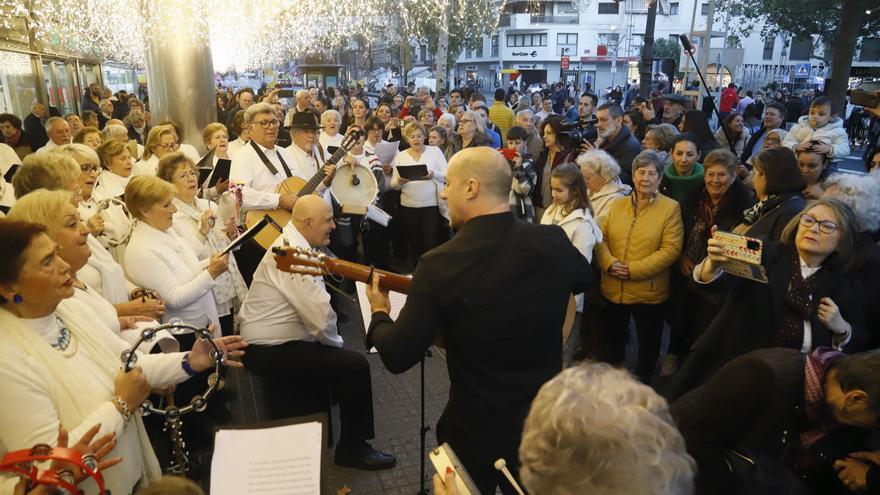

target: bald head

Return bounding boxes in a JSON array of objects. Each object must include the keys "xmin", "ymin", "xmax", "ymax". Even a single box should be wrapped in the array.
[
  {"xmin": 443, "ymin": 147, "xmax": 512, "ymax": 229},
  {"xmin": 291, "ymin": 194, "xmax": 334, "ymax": 247}
]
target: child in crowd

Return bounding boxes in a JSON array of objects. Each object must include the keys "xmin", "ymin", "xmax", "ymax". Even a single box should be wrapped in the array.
[
  {"xmin": 782, "ymin": 95, "xmax": 850, "ymax": 162},
  {"xmin": 504, "ymin": 126, "xmax": 538, "ymax": 223}
]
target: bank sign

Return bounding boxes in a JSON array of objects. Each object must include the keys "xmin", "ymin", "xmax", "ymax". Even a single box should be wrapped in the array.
[{"xmin": 505, "ymin": 47, "xmax": 549, "ymax": 59}]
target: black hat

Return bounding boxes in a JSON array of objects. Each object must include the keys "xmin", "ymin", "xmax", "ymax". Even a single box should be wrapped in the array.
[
  {"xmin": 289, "ymin": 111, "xmax": 319, "ymax": 130},
  {"xmin": 664, "ymin": 93, "xmax": 688, "ymax": 107}
]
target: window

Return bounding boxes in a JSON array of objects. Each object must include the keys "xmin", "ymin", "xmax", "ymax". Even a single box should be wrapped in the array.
[
  {"xmin": 557, "ymin": 33, "xmax": 577, "ymax": 56},
  {"xmin": 726, "ymin": 35, "xmax": 741, "ymax": 49},
  {"xmin": 669, "ymin": 2, "xmax": 679, "ymax": 14},
  {"xmin": 700, "ymin": 2, "xmax": 708, "ymax": 15},
  {"xmin": 669, "ymin": 34, "xmax": 680, "ymax": 43},
  {"xmin": 860, "ymin": 38, "xmax": 880, "ymax": 62},
  {"xmin": 491, "ymin": 35, "xmax": 499, "ymax": 57},
  {"xmin": 789, "ymin": 37, "xmax": 812, "ymax": 60},
  {"xmin": 482, "ymin": 39, "xmax": 489, "ymax": 58},
  {"xmin": 763, "ymin": 37, "xmax": 775, "ymax": 60},
  {"xmin": 598, "ymin": 2, "xmax": 619, "ymax": 14},
  {"xmin": 598, "ymin": 33, "xmax": 620, "ymax": 57},
  {"xmin": 507, "ymin": 33, "xmax": 548, "ymax": 47},
  {"xmin": 465, "ymin": 46, "xmax": 473, "ymax": 59}
]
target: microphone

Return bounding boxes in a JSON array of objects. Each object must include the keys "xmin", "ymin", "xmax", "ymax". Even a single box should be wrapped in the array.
[
  {"xmin": 678, "ymin": 34, "xmax": 695, "ymax": 54},
  {"xmin": 494, "ymin": 459, "xmax": 526, "ymax": 495}
]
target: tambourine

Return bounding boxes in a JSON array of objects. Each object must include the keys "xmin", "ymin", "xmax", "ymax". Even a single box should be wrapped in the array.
[
  {"xmin": 0, "ymin": 444, "xmax": 106, "ymax": 494},
  {"xmin": 96, "ymin": 196, "xmax": 134, "ymax": 247},
  {"xmin": 120, "ymin": 322, "xmax": 226, "ymax": 417}
]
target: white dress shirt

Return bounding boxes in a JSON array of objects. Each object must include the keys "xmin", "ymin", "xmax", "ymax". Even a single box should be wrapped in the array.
[
  {"xmin": 238, "ymin": 222, "xmax": 342, "ymax": 347},
  {"xmin": 230, "ymin": 141, "xmax": 302, "ymax": 211},
  {"xmin": 36, "ymin": 139, "xmax": 67, "ymax": 153},
  {"xmin": 286, "ymin": 143, "xmax": 329, "ymax": 195},
  {"xmin": 124, "ymin": 222, "xmax": 220, "ymax": 330},
  {"xmin": 391, "ymin": 145, "xmax": 447, "ymax": 208},
  {"xmin": 319, "ymin": 131, "xmax": 344, "ymax": 154},
  {"xmin": 227, "ymin": 137, "xmax": 248, "ymax": 160}
]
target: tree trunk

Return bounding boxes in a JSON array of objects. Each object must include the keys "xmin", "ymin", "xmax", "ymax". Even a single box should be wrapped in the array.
[
  {"xmin": 827, "ymin": 0, "xmax": 869, "ymax": 109},
  {"xmin": 436, "ymin": 9, "xmax": 449, "ymax": 95}
]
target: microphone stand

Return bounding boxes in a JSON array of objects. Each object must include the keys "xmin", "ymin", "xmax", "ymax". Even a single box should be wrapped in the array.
[
  {"xmin": 678, "ymin": 34, "xmax": 738, "ymax": 156},
  {"xmin": 417, "ymin": 349, "xmax": 432, "ymax": 495}
]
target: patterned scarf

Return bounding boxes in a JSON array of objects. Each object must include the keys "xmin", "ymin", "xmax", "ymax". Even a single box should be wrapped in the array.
[
  {"xmin": 800, "ymin": 347, "xmax": 844, "ymax": 449},
  {"xmin": 684, "ymin": 189, "xmax": 725, "ymax": 262},
  {"xmin": 778, "ymin": 250, "xmax": 821, "ymax": 349}
]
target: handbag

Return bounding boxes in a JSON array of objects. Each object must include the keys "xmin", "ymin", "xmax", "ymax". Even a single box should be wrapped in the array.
[{"xmin": 723, "ymin": 448, "xmax": 809, "ymax": 495}]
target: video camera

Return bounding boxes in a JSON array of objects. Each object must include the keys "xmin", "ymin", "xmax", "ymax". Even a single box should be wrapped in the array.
[{"xmin": 558, "ymin": 117, "xmax": 599, "ymax": 148}]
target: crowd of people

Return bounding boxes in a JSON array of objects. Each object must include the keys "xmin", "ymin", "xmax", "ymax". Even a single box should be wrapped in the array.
[{"xmin": 0, "ymin": 75, "xmax": 879, "ymax": 495}]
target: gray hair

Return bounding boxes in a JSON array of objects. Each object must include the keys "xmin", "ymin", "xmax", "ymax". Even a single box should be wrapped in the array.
[
  {"xmin": 102, "ymin": 124, "xmax": 128, "ymax": 141},
  {"xmin": 516, "ymin": 109, "xmax": 535, "ymax": 119},
  {"xmin": 320, "ymin": 109, "xmax": 342, "ymax": 123},
  {"xmin": 244, "ymin": 102, "xmax": 275, "ymax": 124},
  {"xmin": 98, "ymin": 98, "xmax": 112, "ymax": 108},
  {"xmin": 123, "ymin": 110, "xmax": 145, "ymax": 126},
  {"xmin": 520, "ymin": 363, "xmax": 695, "ymax": 495},
  {"xmin": 438, "ymin": 113, "xmax": 456, "ymax": 128},
  {"xmin": 576, "ymin": 150, "xmax": 621, "ymax": 182},
  {"xmin": 822, "ymin": 172, "xmax": 880, "ymax": 233},
  {"xmin": 54, "ymin": 143, "xmax": 99, "ymax": 166},
  {"xmin": 632, "ymin": 149, "xmax": 667, "ymax": 176},
  {"xmin": 44, "ymin": 116, "xmax": 66, "ymax": 132}
]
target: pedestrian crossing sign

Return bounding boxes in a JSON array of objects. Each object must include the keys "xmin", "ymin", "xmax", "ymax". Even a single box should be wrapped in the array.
[{"xmin": 795, "ymin": 63, "xmax": 811, "ymax": 78}]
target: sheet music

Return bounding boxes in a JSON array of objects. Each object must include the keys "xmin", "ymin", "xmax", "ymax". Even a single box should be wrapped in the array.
[
  {"xmin": 355, "ymin": 281, "xmax": 407, "ymax": 353},
  {"xmin": 211, "ymin": 422, "xmax": 322, "ymax": 495},
  {"xmin": 373, "ymin": 140, "xmax": 399, "ymax": 166}
]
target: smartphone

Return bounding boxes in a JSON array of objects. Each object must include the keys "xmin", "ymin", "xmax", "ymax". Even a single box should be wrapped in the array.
[
  {"xmin": 850, "ymin": 89, "xmax": 880, "ymax": 108},
  {"xmin": 277, "ymin": 88, "xmax": 295, "ymax": 98}
]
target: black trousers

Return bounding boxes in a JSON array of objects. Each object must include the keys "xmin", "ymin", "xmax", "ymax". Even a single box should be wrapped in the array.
[
  {"xmin": 600, "ymin": 301, "xmax": 666, "ymax": 383},
  {"xmin": 243, "ymin": 341, "xmax": 375, "ymax": 445},
  {"xmin": 398, "ymin": 205, "xmax": 441, "ymax": 266}
]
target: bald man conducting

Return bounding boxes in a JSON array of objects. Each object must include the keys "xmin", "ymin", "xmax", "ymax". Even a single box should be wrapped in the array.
[
  {"xmin": 239, "ymin": 195, "xmax": 396, "ymax": 471},
  {"xmin": 366, "ymin": 147, "xmax": 592, "ymax": 493}
]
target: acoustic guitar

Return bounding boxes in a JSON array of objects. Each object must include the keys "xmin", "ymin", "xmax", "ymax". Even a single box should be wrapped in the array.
[{"xmin": 245, "ymin": 129, "xmax": 364, "ymax": 249}]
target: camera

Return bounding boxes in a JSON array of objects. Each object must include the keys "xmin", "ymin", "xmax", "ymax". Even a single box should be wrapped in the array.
[
  {"xmin": 849, "ymin": 89, "xmax": 880, "ymax": 108},
  {"xmin": 558, "ymin": 118, "xmax": 599, "ymax": 148}
]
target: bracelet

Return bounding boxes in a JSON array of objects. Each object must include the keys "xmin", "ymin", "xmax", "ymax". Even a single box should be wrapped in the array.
[
  {"xmin": 181, "ymin": 352, "xmax": 198, "ymax": 377},
  {"xmin": 112, "ymin": 395, "xmax": 133, "ymax": 421}
]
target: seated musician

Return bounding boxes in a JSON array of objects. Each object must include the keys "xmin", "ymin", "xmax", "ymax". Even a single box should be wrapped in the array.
[{"xmin": 238, "ymin": 194, "xmax": 396, "ymax": 471}]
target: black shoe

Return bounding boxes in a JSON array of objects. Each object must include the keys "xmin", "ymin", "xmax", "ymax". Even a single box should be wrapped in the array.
[{"xmin": 334, "ymin": 442, "xmax": 397, "ymax": 471}]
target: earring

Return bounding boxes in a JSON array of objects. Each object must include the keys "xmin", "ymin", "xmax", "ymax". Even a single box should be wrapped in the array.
[{"xmin": 12, "ymin": 294, "xmax": 22, "ymax": 304}]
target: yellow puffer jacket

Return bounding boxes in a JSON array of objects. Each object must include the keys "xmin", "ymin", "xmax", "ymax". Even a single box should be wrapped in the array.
[{"xmin": 595, "ymin": 193, "xmax": 683, "ymax": 305}]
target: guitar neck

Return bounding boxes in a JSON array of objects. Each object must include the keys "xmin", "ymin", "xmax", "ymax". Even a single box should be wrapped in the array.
[
  {"xmin": 297, "ymin": 146, "xmax": 350, "ymax": 197},
  {"xmin": 327, "ymin": 258, "xmax": 412, "ymax": 294}
]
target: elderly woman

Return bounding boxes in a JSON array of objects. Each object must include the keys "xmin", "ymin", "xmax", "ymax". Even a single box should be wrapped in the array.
[
  {"xmin": 450, "ymin": 109, "xmax": 492, "ymax": 154},
  {"xmin": 124, "ymin": 109, "xmax": 148, "ymax": 145},
  {"xmin": 157, "ymin": 153, "xmax": 246, "ymax": 336},
  {"xmin": 73, "ymin": 126, "xmax": 102, "ymax": 149},
  {"xmin": 739, "ymin": 128, "xmax": 788, "ymax": 184},
  {"xmin": 660, "ymin": 133, "xmax": 705, "ymax": 205},
  {"xmin": 642, "ymin": 123, "xmax": 679, "ymax": 164},
  {"xmin": 823, "ymin": 173, "xmax": 880, "ymax": 345},
  {"xmin": 714, "ymin": 112, "xmax": 751, "ymax": 157},
  {"xmin": 0, "ymin": 218, "xmax": 245, "ymax": 495},
  {"xmin": 672, "ymin": 198, "xmax": 868, "ymax": 399},
  {"xmin": 733, "ymin": 147, "xmax": 806, "ymax": 240},
  {"xmin": 225, "ymin": 111, "xmax": 249, "ymax": 159},
  {"xmin": 673, "ymin": 348, "xmax": 880, "ymax": 495},
  {"xmin": 428, "ymin": 125, "xmax": 453, "ymax": 161},
  {"xmin": 200, "ymin": 122, "xmax": 232, "ymax": 202},
  {"xmin": 576, "ymin": 149, "xmax": 632, "ymax": 224},
  {"xmin": 133, "ymin": 125, "xmax": 179, "ymax": 176},
  {"xmin": 595, "ymin": 150, "xmax": 684, "ymax": 383},
  {"xmin": 391, "ymin": 121, "xmax": 448, "ymax": 265},
  {"xmin": 798, "ymin": 148, "xmax": 835, "ymax": 199},
  {"xmin": 509, "ymin": 363, "xmax": 695, "ymax": 495},
  {"xmin": 92, "ymin": 139, "xmax": 137, "ymax": 263},
  {"xmin": 318, "ymin": 109, "xmax": 344, "ymax": 152},
  {"xmin": 123, "ymin": 175, "xmax": 230, "ymax": 331},
  {"xmin": 436, "ymin": 113, "xmax": 456, "ymax": 136},
  {"xmin": 12, "ymin": 150, "xmax": 165, "ymax": 320},
  {"xmin": 665, "ymin": 149, "xmax": 755, "ymax": 376},
  {"xmin": 102, "ymin": 123, "xmax": 143, "ymax": 160}
]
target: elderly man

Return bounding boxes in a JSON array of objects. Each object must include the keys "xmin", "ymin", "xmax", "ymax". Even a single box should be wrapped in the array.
[
  {"xmin": 98, "ymin": 98, "xmax": 114, "ymax": 129},
  {"xmin": 514, "ymin": 109, "xmax": 544, "ymax": 158},
  {"xmin": 285, "ymin": 111, "xmax": 336, "ymax": 194},
  {"xmin": 589, "ymin": 103, "xmax": 642, "ymax": 185},
  {"xmin": 81, "ymin": 110, "xmax": 99, "ymax": 130},
  {"xmin": 36, "ymin": 117, "xmax": 71, "ymax": 153},
  {"xmin": 239, "ymin": 194, "xmax": 396, "ymax": 470},
  {"xmin": 366, "ymin": 147, "xmax": 592, "ymax": 494},
  {"xmin": 81, "ymin": 82, "xmax": 101, "ymax": 114},
  {"xmin": 225, "ymin": 87, "xmax": 255, "ymax": 139},
  {"xmin": 23, "ymin": 103, "xmax": 49, "ymax": 150}
]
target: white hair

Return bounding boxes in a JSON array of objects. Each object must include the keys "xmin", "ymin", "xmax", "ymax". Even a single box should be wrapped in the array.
[
  {"xmin": 520, "ymin": 363, "xmax": 695, "ymax": 495},
  {"xmin": 102, "ymin": 124, "xmax": 128, "ymax": 140},
  {"xmin": 438, "ymin": 113, "xmax": 456, "ymax": 128},
  {"xmin": 44, "ymin": 116, "xmax": 66, "ymax": 132},
  {"xmin": 320, "ymin": 109, "xmax": 341, "ymax": 123},
  {"xmin": 295, "ymin": 89, "xmax": 309, "ymax": 99},
  {"xmin": 244, "ymin": 102, "xmax": 275, "ymax": 124},
  {"xmin": 822, "ymin": 172, "xmax": 880, "ymax": 233},
  {"xmin": 577, "ymin": 149, "xmax": 621, "ymax": 182},
  {"xmin": 516, "ymin": 109, "xmax": 535, "ymax": 119}
]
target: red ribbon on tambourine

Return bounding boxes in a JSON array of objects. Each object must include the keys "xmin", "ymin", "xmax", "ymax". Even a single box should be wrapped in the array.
[{"xmin": 0, "ymin": 444, "xmax": 107, "ymax": 494}]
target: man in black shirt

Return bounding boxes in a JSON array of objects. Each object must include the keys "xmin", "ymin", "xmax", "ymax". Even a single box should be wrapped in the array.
[{"xmin": 365, "ymin": 147, "xmax": 592, "ymax": 494}]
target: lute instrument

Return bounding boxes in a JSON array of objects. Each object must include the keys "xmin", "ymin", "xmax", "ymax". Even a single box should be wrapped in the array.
[{"xmin": 245, "ymin": 129, "xmax": 364, "ymax": 249}]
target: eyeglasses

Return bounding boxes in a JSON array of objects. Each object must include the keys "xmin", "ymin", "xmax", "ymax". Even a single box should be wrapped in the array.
[
  {"xmin": 80, "ymin": 164, "xmax": 100, "ymax": 173},
  {"xmin": 157, "ymin": 142, "xmax": 180, "ymax": 151},
  {"xmin": 799, "ymin": 213, "xmax": 839, "ymax": 235},
  {"xmin": 253, "ymin": 119, "xmax": 281, "ymax": 129}
]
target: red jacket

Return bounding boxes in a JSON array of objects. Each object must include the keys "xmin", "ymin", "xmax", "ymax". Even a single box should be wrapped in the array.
[{"xmin": 720, "ymin": 88, "xmax": 739, "ymax": 113}]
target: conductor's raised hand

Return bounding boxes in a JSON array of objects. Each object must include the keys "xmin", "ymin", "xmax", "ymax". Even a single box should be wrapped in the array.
[{"xmin": 366, "ymin": 273, "xmax": 391, "ymax": 314}]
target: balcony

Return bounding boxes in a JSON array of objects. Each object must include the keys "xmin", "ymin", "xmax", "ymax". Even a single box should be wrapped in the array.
[
  {"xmin": 530, "ymin": 14, "xmax": 580, "ymax": 24},
  {"xmin": 499, "ymin": 14, "xmax": 510, "ymax": 27}
]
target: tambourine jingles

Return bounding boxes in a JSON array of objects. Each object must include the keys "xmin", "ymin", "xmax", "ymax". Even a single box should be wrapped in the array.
[
  {"xmin": 0, "ymin": 444, "xmax": 107, "ymax": 494},
  {"xmin": 120, "ymin": 322, "xmax": 226, "ymax": 417}
]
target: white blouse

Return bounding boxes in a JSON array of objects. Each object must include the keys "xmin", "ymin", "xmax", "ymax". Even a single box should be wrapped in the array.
[
  {"xmin": 132, "ymin": 155, "xmax": 159, "ymax": 176},
  {"xmin": 390, "ymin": 145, "xmax": 447, "ymax": 208},
  {"xmin": 124, "ymin": 222, "xmax": 220, "ymax": 330}
]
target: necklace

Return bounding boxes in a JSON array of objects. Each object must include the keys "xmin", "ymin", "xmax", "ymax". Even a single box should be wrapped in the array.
[{"xmin": 52, "ymin": 317, "xmax": 77, "ymax": 357}]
